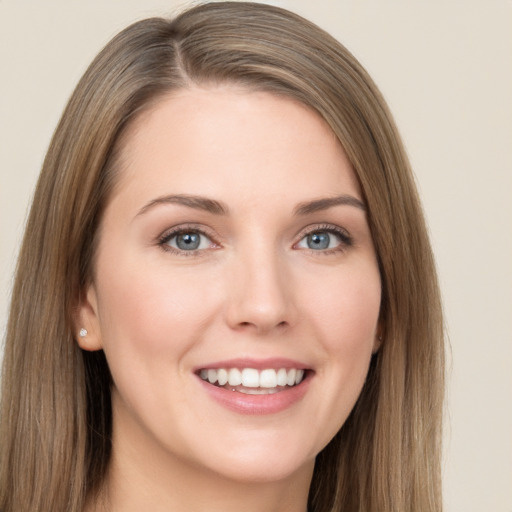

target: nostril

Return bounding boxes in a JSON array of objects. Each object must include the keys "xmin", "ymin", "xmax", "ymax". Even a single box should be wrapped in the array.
[{"xmin": 236, "ymin": 320, "xmax": 289, "ymax": 331}]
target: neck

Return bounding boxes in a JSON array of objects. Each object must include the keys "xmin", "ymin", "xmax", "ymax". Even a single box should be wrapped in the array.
[{"xmin": 103, "ymin": 461, "xmax": 311, "ymax": 512}]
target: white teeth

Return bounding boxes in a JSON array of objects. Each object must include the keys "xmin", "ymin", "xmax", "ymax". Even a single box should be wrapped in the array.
[
  {"xmin": 276, "ymin": 368, "xmax": 288, "ymax": 386},
  {"xmin": 217, "ymin": 368, "xmax": 228, "ymax": 386},
  {"xmin": 228, "ymin": 368, "xmax": 242, "ymax": 386},
  {"xmin": 237, "ymin": 387, "xmax": 280, "ymax": 395},
  {"xmin": 241, "ymin": 368, "xmax": 259, "ymax": 387},
  {"xmin": 259, "ymin": 369, "xmax": 277, "ymax": 388},
  {"xmin": 199, "ymin": 367, "xmax": 306, "ymax": 389}
]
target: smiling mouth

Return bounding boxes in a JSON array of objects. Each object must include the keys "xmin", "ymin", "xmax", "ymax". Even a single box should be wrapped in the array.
[{"xmin": 198, "ymin": 367, "xmax": 307, "ymax": 395}]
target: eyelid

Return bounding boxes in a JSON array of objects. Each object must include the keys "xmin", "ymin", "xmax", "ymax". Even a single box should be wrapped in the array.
[
  {"xmin": 156, "ymin": 222, "xmax": 352, "ymax": 256},
  {"xmin": 293, "ymin": 223, "xmax": 353, "ymax": 252},
  {"xmin": 157, "ymin": 223, "xmax": 220, "ymax": 255}
]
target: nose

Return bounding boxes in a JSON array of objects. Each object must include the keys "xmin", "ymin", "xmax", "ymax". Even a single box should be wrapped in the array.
[{"xmin": 224, "ymin": 249, "xmax": 296, "ymax": 334}]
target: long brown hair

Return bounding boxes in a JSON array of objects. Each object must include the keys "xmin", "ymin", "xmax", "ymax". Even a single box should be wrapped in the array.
[{"xmin": 0, "ymin": 3, "xmax": 444, "ymax": 511}]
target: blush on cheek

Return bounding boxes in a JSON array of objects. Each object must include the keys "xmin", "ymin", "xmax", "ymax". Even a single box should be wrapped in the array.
[
  {"xmin": 101, "ymin": 266, "xmax": 218, "ymax": 359},
  {"xmin": 313, "ymin": 287, "xmax": 380, "ymax": 345}
]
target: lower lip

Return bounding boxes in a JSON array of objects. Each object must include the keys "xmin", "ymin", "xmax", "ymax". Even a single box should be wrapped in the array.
[{"xmin": 197, "ymin": 375, "xmax": 312, "ymax": 415}]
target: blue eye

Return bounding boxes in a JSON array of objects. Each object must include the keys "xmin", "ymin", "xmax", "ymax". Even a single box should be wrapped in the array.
[
  {"xmin": 306, "ymin": 232, "xmax": 331, "ymax": 250},
  {"xmin": 164, "ymin": 231, "xmax": 212, "ymax": 251},
  {"xmin": 296, "ymin": 228, "xmax": 349, "ymax": 251}
]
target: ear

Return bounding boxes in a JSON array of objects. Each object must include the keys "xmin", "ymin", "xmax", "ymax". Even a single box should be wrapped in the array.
[
  {"xmin": 372, "ymin": 320, "xmax": 385, "ymax": 354},
  {"xmin": 74, "ymin": 284, "xmax": 103, "ymax": 351}
]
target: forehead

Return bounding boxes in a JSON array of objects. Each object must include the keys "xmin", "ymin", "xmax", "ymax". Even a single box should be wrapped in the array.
[{"xmin": 110, "ymin": 85, "xmax": 361, "ymax": 209}]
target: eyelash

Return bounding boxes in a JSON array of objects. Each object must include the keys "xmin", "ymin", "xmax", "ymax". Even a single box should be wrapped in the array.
[
  {"xmin": 157, "ymin": 224, "xmax": 219, "ymax": 257},
  {"xmin": 294, "ymin": 224, "xmax": 353, "ymax": 255},
  {"xmin": 157, "ymin": 223, "xmax": 353, "ymax": 256}
]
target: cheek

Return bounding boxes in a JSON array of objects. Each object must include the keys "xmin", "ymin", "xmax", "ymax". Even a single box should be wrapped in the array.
[
  {"xmin": 95, "ymin": 259, "xmax": 219, "ymax": 362},
  {"xmin": 305, "ymin": 266, "xmax": 381, "ymax": 351},
  {"xmin": 291, "ymin": 264, "xmax": 381, "ymax": 452}
]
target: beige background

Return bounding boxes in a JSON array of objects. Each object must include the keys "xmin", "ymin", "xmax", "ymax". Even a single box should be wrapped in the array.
[{"xmin": 1, "ymin": 1, "xmax": 511, "ymax": 510}]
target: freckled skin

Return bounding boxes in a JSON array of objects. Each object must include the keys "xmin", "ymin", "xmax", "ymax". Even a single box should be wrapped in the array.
[{"xmin": 78, "ymin": 86, "xmax": 381, "ymax": 511}]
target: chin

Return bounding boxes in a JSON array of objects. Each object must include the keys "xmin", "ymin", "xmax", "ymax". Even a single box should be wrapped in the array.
[
  {"xmin": 205, "ymin": 453, "xmax": 315, "ymax": 485},
  {"xmin": 184, "ymin": 430, "xmax": 319, "ymax": 485}
]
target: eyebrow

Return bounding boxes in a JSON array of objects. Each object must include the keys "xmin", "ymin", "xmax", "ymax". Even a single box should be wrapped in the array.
[
  {"xmin": 294, "ymin": 195, "xmax": 366, "ymax": 215},
  {"xmin": 135, "ymin": 193, "xmax": 365, "ymax": 218},
  {"xmin": 136, "ymin": 194, "xmax": 229, "ymax": 217}
]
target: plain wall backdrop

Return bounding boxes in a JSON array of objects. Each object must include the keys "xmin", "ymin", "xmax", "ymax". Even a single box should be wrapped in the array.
[{"xmin": 1, "ymin": 1, "xmax": 511, "ymax": 510}]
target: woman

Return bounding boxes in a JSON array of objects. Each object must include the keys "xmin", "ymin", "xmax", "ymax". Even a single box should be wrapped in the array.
[{"xmin": 0, "ymin": 2, "xmax": 444, "ymax": 511}]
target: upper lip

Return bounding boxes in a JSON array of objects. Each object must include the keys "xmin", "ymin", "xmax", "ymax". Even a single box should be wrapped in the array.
[{"xmin": 194, "ymin": 357, "xmax": 311, "ymax": 372}]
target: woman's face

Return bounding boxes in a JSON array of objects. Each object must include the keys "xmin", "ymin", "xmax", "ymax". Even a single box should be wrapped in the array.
[{"xmin": 79, "ymin": 86, "xmax": 381, "ymax": 484}]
